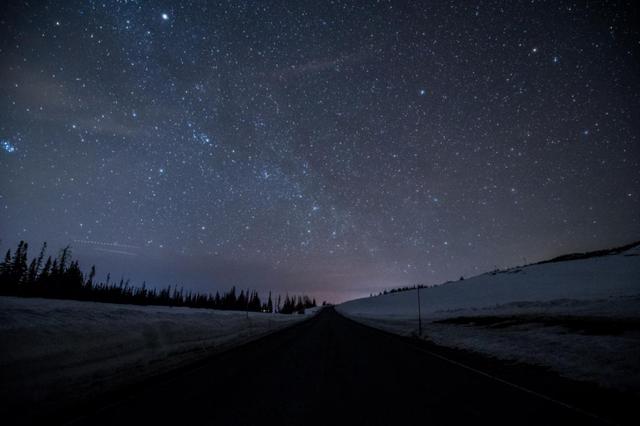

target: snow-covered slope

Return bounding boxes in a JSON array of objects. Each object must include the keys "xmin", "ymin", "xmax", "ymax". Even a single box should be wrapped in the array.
[
  {"xmin": 0, "ymin": 297, "xmax": 305, "ymax": 417},
  {"xmin": 337, "ymin": 243, "xmax": 640, "ymax": 392},
  {"xmin": 339, "ymin": 243, "xmax": 640, "ymax": 318}
]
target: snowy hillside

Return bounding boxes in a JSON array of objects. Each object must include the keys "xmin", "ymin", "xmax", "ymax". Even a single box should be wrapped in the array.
[
  {"xmin": 339, "ymin": 243, "xmax": 640, "ymax": 317},
  {"xmin": 0, "ymin": 297, "xmax": 306, "ymax": 417},
  {"xmin": 337, "ymin": 242, "xmax": 640, "ymax": 392}
]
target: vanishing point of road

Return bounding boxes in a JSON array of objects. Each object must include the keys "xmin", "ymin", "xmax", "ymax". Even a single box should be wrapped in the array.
[{"xmin": 67, "ymin": 307, "xmax": 609, "ymax": 425}]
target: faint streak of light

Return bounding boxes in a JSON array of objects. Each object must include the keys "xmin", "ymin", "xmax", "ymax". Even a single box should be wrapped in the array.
[
  {"xmin": 93, "ymin": 248, "xmax": 138, "ymax": 256},
  {"xmin": 73, "ymin": 239, "xmax": 140, "ymax": 249}
]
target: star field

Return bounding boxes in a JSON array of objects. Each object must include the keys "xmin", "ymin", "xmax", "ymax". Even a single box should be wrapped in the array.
[{"xmin": 1, "ymin": 1, "xmax": 639, "ymax": 302}]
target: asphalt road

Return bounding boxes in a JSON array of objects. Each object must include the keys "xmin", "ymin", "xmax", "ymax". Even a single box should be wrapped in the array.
[{"xmin": 67, "ymin": 307, "xmax": 607, "ymax": 426}]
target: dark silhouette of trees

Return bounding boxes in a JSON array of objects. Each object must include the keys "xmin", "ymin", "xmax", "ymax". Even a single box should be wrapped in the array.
[
  {"xmin": 377, "ymin": 283, "xmax": 429, "ymax": 296},
  {"xmin": 266, "ymin": 291, "xmax": 273, "ymax": 313},
  {"xmin": 0, "ymin": 240, "xmax": 317, "ymax": 314},
  {"xmin": 278, "ymin": 293, "xmax": 316, "ymax": 314}
]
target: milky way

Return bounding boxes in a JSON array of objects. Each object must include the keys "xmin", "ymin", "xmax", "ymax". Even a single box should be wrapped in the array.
[{"xmin": 1, "ymin": 1, "xmax": 638, "ymax": 302}]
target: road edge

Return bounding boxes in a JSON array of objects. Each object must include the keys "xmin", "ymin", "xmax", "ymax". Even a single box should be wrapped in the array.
[{"xmin": 335, "ymin": 308, "xmax": 636, "ymax": 426}]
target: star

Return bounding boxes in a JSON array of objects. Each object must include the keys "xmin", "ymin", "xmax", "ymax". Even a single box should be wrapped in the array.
[{"xmin": 161, "ymin": 13, "xmax": 169, "ymax": 21}]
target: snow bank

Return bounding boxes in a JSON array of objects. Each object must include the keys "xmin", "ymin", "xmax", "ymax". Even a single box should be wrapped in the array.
[
  {"xmin": 337, "ymin": 244, "xmax": 640, "ymax": 392},
  {"xmin": 0, "ymin": 297, "xmax": 305, "ymax": 416}
]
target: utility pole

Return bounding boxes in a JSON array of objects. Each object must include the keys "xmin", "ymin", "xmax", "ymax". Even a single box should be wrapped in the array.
[{"xmin": 417, "ymin": 285, "xmax": 422, "ymax": 337}]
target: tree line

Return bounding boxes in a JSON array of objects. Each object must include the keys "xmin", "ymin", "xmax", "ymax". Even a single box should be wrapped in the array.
[
  {"xmin": 375, "ymin": 277, "xmax": 468, "ymax": 297},
  {"xmin": 0, "ymin": 241, "xmax": 316, "ymax": 314},
  {"xmin": 376, "ymin": 284, "xmax": 428, "ymax": 296}
]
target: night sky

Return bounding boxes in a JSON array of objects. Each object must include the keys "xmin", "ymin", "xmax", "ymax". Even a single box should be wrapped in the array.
[{"xmin": 1, "ymin": 1, "xmax": 638, "ymax": 303}]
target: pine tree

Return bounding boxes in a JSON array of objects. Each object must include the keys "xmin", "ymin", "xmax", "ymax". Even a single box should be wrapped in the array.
[
  {"xmin": 28, "ymin": 242, "xmax": 47, "ymax": 284},
  {"xmin": 250, "ymin": 290, "xmax": 261, "ymax": 311},
  {"xmin": 267, "ymin": 291, "xmax": 273, "ymax": 313},
  {"xmin": 65, "ymin": 260, "xmax": 84, "ymax": 295},
  {"xmin": 0, "ymin": 249, "xmax": 12, "ymax": 289},
  {"xmin": 86, "ymin": 265, "xmax": 96, "ymax": 288},
  {"xmin": 38, "ymin": 256, "xmax": 52, "ymax": 285},
  {"xmin": 11, "ymin": 241, "xmax": 28, "ymax": 285},
  {"xmin": 27, "ymin": 259, "xmax": 37, "ymax": 285}
]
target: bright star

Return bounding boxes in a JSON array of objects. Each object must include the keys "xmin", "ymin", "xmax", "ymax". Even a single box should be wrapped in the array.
[
  {"xmin": 161, "ymin": 13, "xmax": 169, "ymax": 20},
  {"xmin": 1, "ymin": 140, "xmax": 16, "ymax": 153},
  {"xmin": 419, "ymin": 89, "xmax": 426, "ymax": 96}
]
